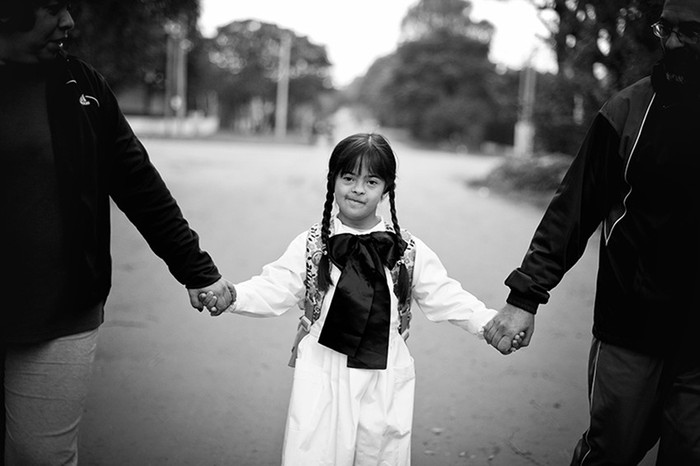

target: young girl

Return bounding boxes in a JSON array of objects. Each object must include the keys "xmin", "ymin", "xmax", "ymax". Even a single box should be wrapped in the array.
[{"xmin": 202, "ymin": 133, "xmax": 509, "ymax": 465}]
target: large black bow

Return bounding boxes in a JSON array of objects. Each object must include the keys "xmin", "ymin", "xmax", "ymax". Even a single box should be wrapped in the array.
[{"xmin": 318, "ymin": 231, "xmax": 405, "ymax": 369}]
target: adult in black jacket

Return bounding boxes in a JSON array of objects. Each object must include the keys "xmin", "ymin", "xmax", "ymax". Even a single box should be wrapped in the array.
[
  {"xmin": 0, "ymin": 1, "xmax": 234, "ymax": 463},
  {"xmin": 484, "ymin": 0, "xmax": 700, "ymax": 464}
]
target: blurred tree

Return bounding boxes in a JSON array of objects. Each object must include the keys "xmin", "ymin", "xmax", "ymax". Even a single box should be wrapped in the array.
[
  {"xmin": 374, "ymin": 0, "xmax": 500, "ymax": 150},
  {"xmin": 532, "ymin": 0, "xmax": 663, "ymax": 155},
  {"xmin": 384, "ymin": 31, "xmax": 497, "ymax": 149},
  {"xmin": 484, "ymin": 68, "xmax": 519, "ymax": 147},
  {"xmin": 401, "ymin": 0, "xmax": 493, "ymax": 42},
  {"xmin": 353, "ymin": 54, "xmax": 399, "ymax": 125},
  {"xmin": 68, "ymin": 0, "xmax": 199, "ymax": 94},
  {"xmin": 203, "ymin": 20, "xmax": 333, "ymax": 131}
]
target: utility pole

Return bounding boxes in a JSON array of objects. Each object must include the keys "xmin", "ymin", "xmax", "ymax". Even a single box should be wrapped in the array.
[
  {"xmin": 275, "ymin": 33, "xmax": 291, "ymax": 140},
  {"xmin": 514, "ymin": 56, "xmax": 537, "ymax": 158},
  {"xmin": 165, "ymin": 18, "xmax": 189, "ymax": 136}
]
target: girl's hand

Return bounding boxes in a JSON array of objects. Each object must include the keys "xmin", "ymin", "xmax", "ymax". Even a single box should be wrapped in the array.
[
  {"xmin": 510, "ymin": 331, "xmax": 526, "ymax": 353},
  {"xmin": 198, "ymin": 290, "xmax": 218, "ymax": 312}
]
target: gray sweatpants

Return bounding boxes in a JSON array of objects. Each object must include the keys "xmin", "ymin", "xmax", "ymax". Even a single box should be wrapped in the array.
[{"xmin": 3, "ymin": 329, "xmax": 98, "ymax": 466}]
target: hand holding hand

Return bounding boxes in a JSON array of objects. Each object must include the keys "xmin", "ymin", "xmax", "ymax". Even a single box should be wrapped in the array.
[
  {"xmin": 483, "ymin": 303, "xmax": 535, "ymax": 355},
  {"xmin": 198, "ymin": 282, "xmax": 237, "ymax": 317},
  {"xmin": 187, "ymin": 278, "xmax": 235, "ymax": 315}
]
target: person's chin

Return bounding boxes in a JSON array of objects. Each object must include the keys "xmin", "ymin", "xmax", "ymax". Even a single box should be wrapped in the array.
[
  {"xmin": 38, "ymin": 45, "xmax": 62, "ymax": 61},
  {"xmin": 665, "ymin": 71, "xmax": 687, "ymax": 84},
  {"xmin": 662, "ymin": 53, "xmax": 700, "ymax": 86},
  {"xmin": 666, "ymin": 70, "xmax": 700, "ymax": 91}
]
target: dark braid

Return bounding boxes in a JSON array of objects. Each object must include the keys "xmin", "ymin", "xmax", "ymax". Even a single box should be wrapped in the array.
[
  {"xmin": 388, "ymin": 189, "xmax": 410, "ymax": 305},
  {"xmin": 385, "ymin": 141, "xmax": 406, "ymax": 250},
  {"xmin": 388, "ymin": 189, "xmax": 401, "ymax": 239},
  {"xmin": 317, "ymin": 173, "xmax": 336, "ymax": 291}
]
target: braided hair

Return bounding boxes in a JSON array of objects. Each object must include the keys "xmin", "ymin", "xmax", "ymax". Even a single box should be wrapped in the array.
[{"xmin": 316, "ymin": 132, "xmax": 410, "ymax": 305}]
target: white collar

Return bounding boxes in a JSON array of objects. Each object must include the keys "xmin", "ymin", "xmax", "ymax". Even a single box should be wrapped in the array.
[{"xmin": 332, "ymin": 215, "xmax": 386, "ymax": 235}]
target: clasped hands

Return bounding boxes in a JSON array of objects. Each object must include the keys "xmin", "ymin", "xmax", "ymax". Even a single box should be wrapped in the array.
[
  {"xmin": 187, "ymin": 277, "xmax": 237, "ymax": 316},
  {"xmin": 483, "ymin": 303, "xmax": 535, "ymax": 355}
]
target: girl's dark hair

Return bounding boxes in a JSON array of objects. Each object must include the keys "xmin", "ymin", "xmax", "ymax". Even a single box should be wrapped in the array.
[{"xmin": 317, "ymin": 132, "xmax": 410, "ymax": 305}]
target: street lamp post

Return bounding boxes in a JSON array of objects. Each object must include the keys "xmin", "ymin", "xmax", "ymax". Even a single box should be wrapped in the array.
[
  {"xmin": 164, "ymin": 19, "xmax": 190, "ymax": 136},
  {"xmin": 514, "ymin": 54, "xmax": 537, "ymax": 158},
  {"xmin": 275, "ymin": 33, "xmax": 291, "ymax": 140}
]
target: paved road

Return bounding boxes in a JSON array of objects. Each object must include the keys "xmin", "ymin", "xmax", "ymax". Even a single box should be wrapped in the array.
[{"xmin": 79, "ymin": 137, "xmax": 656, "ymax": 465}]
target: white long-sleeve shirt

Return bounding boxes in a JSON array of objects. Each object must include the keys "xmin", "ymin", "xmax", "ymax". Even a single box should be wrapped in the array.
[{"xmin": 230, "ymin": 216, "xmax": 495, "ymax": 337}]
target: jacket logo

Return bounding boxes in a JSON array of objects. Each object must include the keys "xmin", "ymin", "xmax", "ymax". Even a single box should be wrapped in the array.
[{"xmin": 79, "ymin": 94, "xmax": 100, "ymax": 107}]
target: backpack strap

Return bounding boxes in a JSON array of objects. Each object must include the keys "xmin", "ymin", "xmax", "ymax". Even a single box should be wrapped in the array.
[
  {"xmin": 288, "ymin": 223, "xmax": 326, "ymax": 367},
  {"xmin": 391, "ymin": 228, "xmax": 416, "ymax": 340}
]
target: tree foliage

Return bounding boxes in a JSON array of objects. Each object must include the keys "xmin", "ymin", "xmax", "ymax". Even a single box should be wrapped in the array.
[
  {"xmin": 356, "ymin": 0, "xmax": 509, "ymax": 149},
  {"xmin": 383, "ymin": 31, "xmax": 498, "ymax": 148},
  {"xmin": 354, "ymin": 54, "xmax": 399, "ymax": 123},
  {"xmin": 203, "ymin": 20, "xmax": 333, "ymax": 130},
  {"xmin": 401, "ymin": 0, "xmax": 493, "ymax": 43},
  {"xmin": 532, "ymin": 0, "xmax": 663, "ymax": 154},
  {"xmin": 68, "ymin": 0, "xmax": 199, "ymax": 93}
]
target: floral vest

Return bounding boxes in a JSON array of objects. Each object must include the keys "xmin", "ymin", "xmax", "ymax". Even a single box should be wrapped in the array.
[{"xmin": 288, "ymin": 221, "xmax": 416, "ymax": 367}]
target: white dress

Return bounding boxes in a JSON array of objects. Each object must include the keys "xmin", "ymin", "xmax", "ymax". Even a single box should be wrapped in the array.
[{"xmin": 230, "ymin": 216, "xmax": 496, "ymax": 466}]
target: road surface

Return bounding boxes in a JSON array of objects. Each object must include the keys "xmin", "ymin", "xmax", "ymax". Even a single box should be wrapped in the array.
[{"xmin": 79, "ymin": 136, "xmax": 656, "ymax": 465}]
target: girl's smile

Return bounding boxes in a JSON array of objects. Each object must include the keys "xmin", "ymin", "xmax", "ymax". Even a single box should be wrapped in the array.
[{"xmin": 345, "ymin": 196, "xmax": 365, "ymax": 206}]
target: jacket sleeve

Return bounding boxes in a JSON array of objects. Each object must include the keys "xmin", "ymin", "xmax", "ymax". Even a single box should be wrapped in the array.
[
  {"xmin": 89, "ymin": 65, "xmax": 221, "ymax": 289},
  {"xmin": 505, "ymin": 113, "xmax": 624, "ymax": 313}
]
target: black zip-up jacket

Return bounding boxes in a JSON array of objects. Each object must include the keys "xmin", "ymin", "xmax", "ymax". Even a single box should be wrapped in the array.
[
  {"xmin": 1, "ymin": 53, "xmax": 221, "ymax": 343},
  {"xmin": 505, "ymin": 65, "xmax": 700, "ymax": 356}
]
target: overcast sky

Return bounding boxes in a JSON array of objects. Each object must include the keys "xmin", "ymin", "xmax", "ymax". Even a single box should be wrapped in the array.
[{"xmin": 198, "ymin": 0, "xmax": 557, "ymax": 87}]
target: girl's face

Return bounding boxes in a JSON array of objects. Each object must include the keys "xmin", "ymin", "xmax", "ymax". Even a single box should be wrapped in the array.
[
  {"xmin": 334, "ymin": 164, "xmax": 387, "ymax": 230},
  {"xmin": 1, "ymin": 1, "xmax": 74, "ymax": 64}
]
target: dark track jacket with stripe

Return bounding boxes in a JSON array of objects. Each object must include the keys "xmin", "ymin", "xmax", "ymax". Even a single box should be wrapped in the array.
[{"xmin": 504, "ymin": 65, "xmax": 700, "ymax": 356}]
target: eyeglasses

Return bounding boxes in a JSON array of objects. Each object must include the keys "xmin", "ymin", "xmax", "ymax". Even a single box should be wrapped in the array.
[{"xmin": 651, "ymin": 20, "xmax": 700, "ymax": 44}]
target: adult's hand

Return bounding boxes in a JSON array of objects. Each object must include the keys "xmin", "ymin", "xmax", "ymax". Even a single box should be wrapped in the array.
[
  {"xmin": 483, "ymin": 303, "xmax": 535, "ymax": 355},
  {"xmin": 197, "ymin": 281, "xmax": 237, "ymax": 317},
  {"xmin": 187, "ymin": 278, "xmax": 234, "ymax": 314}
]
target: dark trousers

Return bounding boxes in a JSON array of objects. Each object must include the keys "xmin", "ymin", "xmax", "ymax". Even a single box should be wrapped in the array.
[
  {"xmin": 571, "ymin": 338, "xmax": 700, "ymax": 466},
  {"xmin": 1, "ymin": 344, "xmax": 5, "ymax": 466}
]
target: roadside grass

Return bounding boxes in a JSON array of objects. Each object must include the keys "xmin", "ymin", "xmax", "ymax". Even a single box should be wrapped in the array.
[{"xmin": 471, "ymin": 153, "xmax": 573, "ymax": 208}]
